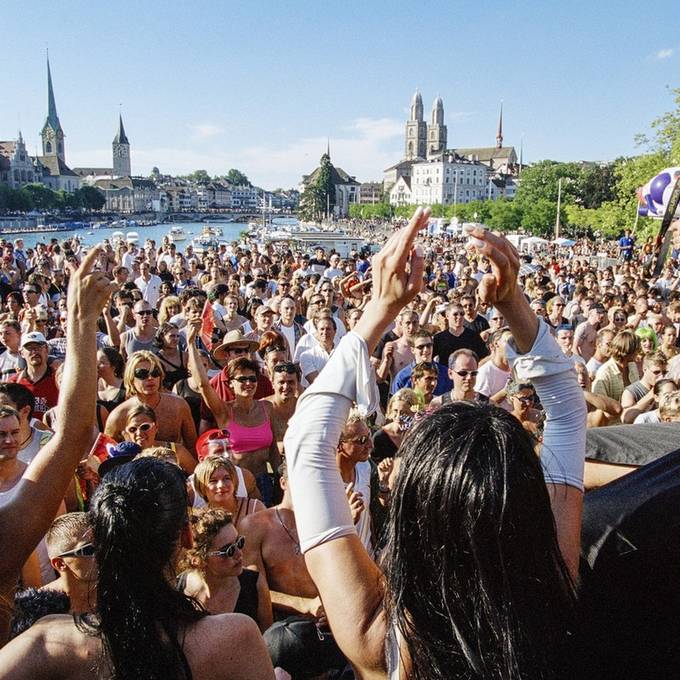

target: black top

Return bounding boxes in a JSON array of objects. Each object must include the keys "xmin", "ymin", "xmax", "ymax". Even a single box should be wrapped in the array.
[
  {"xmin": 97, "ymin": 386, "xmax": 127, "ymax": 414},
  {"xmin": 585, "ymin": 422, "xmax": 680, "ymax": 466},
  {"xmin": 463, "ymin": 314, "xmax": 490, "ymax": 336},
  {"xmin": 577, "ymin": 447, "xmax": 680, "ymax": 679},
  {"xmin": 372, "ymin": 429, "xmax": 398, "ymax": 463},
  {"xmin": 173, "ymin": 379, "xmax": 202, "ymax": 432},
  {"xmin": 158, "ymin": 351, "xmax": 189, "ymax": 389},
  {"xmin": 433, "ymin": 327, "xmax": 488, "ymax": 366}
]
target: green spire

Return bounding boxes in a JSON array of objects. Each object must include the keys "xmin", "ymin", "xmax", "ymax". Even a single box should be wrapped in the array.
[{"xmin": 45, "ymin": 54, "xmax": 61, "ymax": 131}]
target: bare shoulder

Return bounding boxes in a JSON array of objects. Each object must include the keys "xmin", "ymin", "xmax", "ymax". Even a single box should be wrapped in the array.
[
  {"xmin": 259, "ymin": 399, "xmax": 274, "ymax": 416},
  {"xmin": 0, "ymin": 615, "xmax": 103, "ymax": 679},
  {"xmin": 240, "ymin": 506, "xmax": 274, "ymax": 537},
  {"xmin": 183, "ymin": 614, "xmax": 274, "ymax": 679}
]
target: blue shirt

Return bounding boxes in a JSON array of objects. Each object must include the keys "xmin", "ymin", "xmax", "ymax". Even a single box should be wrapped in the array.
[{"xmin": 390, "ymin": 360, "xmax": 452, "ymax": 396}]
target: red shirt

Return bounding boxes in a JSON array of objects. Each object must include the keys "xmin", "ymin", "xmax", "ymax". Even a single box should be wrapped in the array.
[{"xmin": 9, "ymin": 365, "xmax": 59, "ymax": 416}]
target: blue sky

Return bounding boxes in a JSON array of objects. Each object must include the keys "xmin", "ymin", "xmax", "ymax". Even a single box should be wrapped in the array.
[{"xmin": 1, "ymin": 0, "xmax": 678, "ymax": 189}]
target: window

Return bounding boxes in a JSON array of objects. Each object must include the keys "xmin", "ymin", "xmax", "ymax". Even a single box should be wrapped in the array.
[{"xmin": 46, "ymin": 141, "xmax": 52, "ymax": 153}]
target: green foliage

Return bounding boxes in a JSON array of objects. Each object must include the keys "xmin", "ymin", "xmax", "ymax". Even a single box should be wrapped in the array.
[
  {"xmin": 78, "ymin": 186, "xmax": 106, "ymax": 211},
  {"xmin": 635, "ymin": 87, "xmax": 680, "ymax": 164},
  {"xmin": 349, "ymin": 203, "xmax": 393, "ymax": 219},
  {"xmin": 226, "ymin": 169, "xmax": 251, "ymax": 186},
  {"xmin": 23, "ymin": 183, "xmax": 58, "ymax": 210},
  {"xmin": 315, "ymin": 154, "xmax": 336, "ymax": 219},
  {"xmin": 0, "ymin": 184, "xmax": 107, "ymax": 215},
  {"xmin": 186, "ymin": 169, "xmax": 211, "ymax": 183},
  {"xmin": 298, "ymin": 183, "xmax": 324, "ymax": 222}
]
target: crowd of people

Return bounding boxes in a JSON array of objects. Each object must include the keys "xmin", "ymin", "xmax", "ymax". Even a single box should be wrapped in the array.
[{"xmin": 0, "ymin": 210, "xmax": 679, "ymax": 679}]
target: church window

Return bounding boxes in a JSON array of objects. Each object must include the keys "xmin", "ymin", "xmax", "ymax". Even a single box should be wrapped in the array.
[{"xmin": 46, "ymin": 142, "xmax": 52, "ymax": 153}]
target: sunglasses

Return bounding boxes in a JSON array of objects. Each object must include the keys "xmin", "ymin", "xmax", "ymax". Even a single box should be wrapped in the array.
[
  {"xmin": 273, "ymin": 362, "xmax": 298, "ymax": 374},
  {"xmin": 514, "ymin": 395, "xmax": 534, "ymax": 404},
  {"xmin": 234, "ymin": 375, "xmax": 257, "ymax": 384},
  {"xmin": 455, "ymin": 370, "xmax": 478, "ymax": 378},
  {"xmin": 265, "ymin": 345, "xmax": 287, "ymax": 354},
  {"xmin": 126, "ymin": 422, "xmax": 154, "ymax": 434},
  {"xmin": 229, "ymin": 347, "xmax": 250, "ymax": 355},
  {"xmin": 23, "ymin": 289, "xmax": 38, "ymax": 294},
  {"xmin": 136, "ymin": 310, "xmax": 154, "ymax": 316},
  {"xmin": 56, "ymin": 543, "xmax": 96, "ymax": 559},
  {"xmin": 207, "ymin": 535, "xmax": 246, "ymax": 559},
  {"xmin": 134, "ymin": 367, "xmax": 162, "ymax": 380},
  {"xmin": 343, "ymin": 435, "xmax": 370, "ymax": 446},
  {"xmin": 414, "ymin": 342, "xmax": 433, "ymax": 350},
  {"xmin": 450, "ymin": 312, "xmax": 464, "ymax": 317}
]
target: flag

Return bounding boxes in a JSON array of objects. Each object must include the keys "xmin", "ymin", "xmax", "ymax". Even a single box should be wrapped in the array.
[{"xmin": 200, "ymin": 299, "xmax": 215, "ymax": 350}]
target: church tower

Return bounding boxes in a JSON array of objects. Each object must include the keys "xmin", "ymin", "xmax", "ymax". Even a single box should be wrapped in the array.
[
  {"xmin": 41, "ymin": 55, "xmax": 65, "ymax": 162},
  {"xmin": 427, "ymin": 96, "xmax": 447, "ymax": 160},
  {"xmin": 112, "ymin": 114, "xmax": 131, "ymax": 177},
  {"xmin": 405, "ymin": 90, "xmax": 427, "ymax": 160},
  {"xmin": 496, "ymin": 102, "xmax": 504, "ymax": 148}
]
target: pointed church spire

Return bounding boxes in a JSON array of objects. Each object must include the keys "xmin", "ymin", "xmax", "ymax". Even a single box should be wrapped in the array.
[
  {"xmin": 113, "ymin": 114, "xmax": 129, "ymax": 145},
  {"xmin": 327, "ymin": 137, "xmax": 330, "ymax": 158},
  {"xmin": 46, "ymin": 53, "xmax": 61, "ymax": 130},
  {"xmin": 496, "ymin": 102, "xmax": 503, "ymax": 149},
  {"xmin": 519, "ymin": 136, "xmax": 524, "ymax": 175}
]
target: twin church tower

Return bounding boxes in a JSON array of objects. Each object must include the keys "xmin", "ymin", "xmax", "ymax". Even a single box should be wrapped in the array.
[
  {"xmin": 39, "ymin": 55, "xmax": 131, "ymax": 178},
  {"xmin": 405, "ymin": 90, "xmax": 447, "ymax": 161}
]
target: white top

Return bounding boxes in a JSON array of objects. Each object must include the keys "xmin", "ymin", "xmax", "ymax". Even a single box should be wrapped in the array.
[
  {"xmin": 474, "ymin": 361, "xmax": 511, "ymax": 410},
  {"xmin": 17, "ymin": 426, "xmax": 53, "ymax": 465},
  {"xmin": 278, "ymin": 323, "xmax": 297, "ymax": 355},
  {"xmin": 298, "ymin": 344, "xmax": 333, "ymax": 383},
  {"xmin": 134, "ymin": 274, "xmax": 163, "ymax": 309},
  {"xmin": 348, "ymin": 460, "xmax": 373, "ymax": 559},
  {"xmin": 633, "ymin": 409, "xmax": 661, "ymax": 424}
]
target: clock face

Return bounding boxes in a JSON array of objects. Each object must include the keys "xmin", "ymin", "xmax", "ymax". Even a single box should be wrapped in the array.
[
  {"xmin": 115, "ymin": 146, "xmax": 129, "ymax": 158},
  {"xmin": 45, "ymin": 128, "xmax": 55, "ymax": 141}
]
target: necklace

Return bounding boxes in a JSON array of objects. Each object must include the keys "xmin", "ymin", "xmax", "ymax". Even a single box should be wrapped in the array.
[{"xmin": 275, "ymin": 507, "xmax": 301, "ymax": 555}]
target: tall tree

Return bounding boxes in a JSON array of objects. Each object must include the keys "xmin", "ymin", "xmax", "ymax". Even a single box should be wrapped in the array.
[
  {"xmin": 226, "ymin": 169, "xmax": 251, "ymax": 186},
  {"xmin": 315, "ymin": 153, "xmax": 336, "ymax": 219}
]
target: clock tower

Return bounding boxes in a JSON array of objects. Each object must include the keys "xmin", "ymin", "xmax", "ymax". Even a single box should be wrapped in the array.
[
  {"xmin": 112, "ymin": 114, "xmax": 131, "ymax": 178},
  {"xmin": 41, "ymin": 55, "xmax": 65, "ymax": 162}
]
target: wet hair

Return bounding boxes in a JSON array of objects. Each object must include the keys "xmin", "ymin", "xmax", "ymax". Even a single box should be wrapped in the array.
[
  {"xmin": 384, "ymin": 402, "xmax": 575, "ymax": 680},
  {"xmin": 180, "ymin": 507, "xmax": 234, "ymax": 572},
  {"xmin": 193, "ymin": 455, "xmax": 239, "ymax": 502},
  {"xmin": 90, "ymin": 458, "xmax": 206, "ymax": 679},
  {"xmin": 100, "ymin": 347, "xmax": 125, "ymax": 379}
]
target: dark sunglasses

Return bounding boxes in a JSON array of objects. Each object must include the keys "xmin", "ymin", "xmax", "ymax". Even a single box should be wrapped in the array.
[
  {"xmin": 136, "ymin": 310, "xmax": 154, "ymax": 316},
  {"xmin": 273, "ymin": 362, "xmax": 298, "ymax": 374},
  {"xmin": 414, "ymin": 342, "xmax": 433, "ymax": 350},
  {"xmin": 56, "ymin": 543, "xmax": 96, "ymax": 558},
  {"xmin": 206, "ymin": 428, "xmax": 231, "ymax": 441},
  {"xmin": 234, "ymin": 375, "xmax": 257, "ymax": 384},
  {"xmin": 514, "ymin": 395, "xmax": 534, "ymax": 404},
  {"xmin": 126, "ymin": 422, "xmax": 153, "ymax": 434},
  {"xmin": 265, "ymin": 345, "xmax": 287, "ymax": 354},
  {"xmin": 134, "ymin": 367, "xmax": 162, "ymax": 380},
  {"xmin": 455, "ymin": 370, "xmax": 478, "ymax": 378},
  {"xmin": 207, "ymin": 535, "xmax": 245, "ymax": 559},
  {"xmin": 343, "ymin": 435, "xmax": 370, "ymax": 445}
]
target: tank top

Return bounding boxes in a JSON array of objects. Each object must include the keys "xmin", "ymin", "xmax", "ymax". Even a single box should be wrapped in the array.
[
  {"xmin": 227, "ymin": 404, "xmax": 274, "ymax": 454},
  {"xmin": 158, "ymin": 351, "xmax": 189, "ymax": 389},
  {"xmin": 122, "ymin": 330, "xmax": 158, "ymax": 357}
]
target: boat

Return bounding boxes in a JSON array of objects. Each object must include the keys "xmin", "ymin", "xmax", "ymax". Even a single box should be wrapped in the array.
[
  {"xmin": 126, "ymin": 231, "xmax": 140, "ymax": 244},
  {"xmin": 167, "ymin": 226, "xmax": 188, "ymax": 242},
  {"xmin": 191, "ymin": 227, "xmax": 222, "ymax": 255},
  {"xmin": 111, "ymin": 231, "xmax": 125, "ymax": 245}
]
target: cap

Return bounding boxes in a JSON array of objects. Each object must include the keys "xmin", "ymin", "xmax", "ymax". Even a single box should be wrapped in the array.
[
  {"xmin": 212, "ymin": 329, "xmax": 260, "ymax": 363},
  {"xmin": 98, "ymin": 441, "xmax": 142, "ymax": 477},
  {"xmin": 195, "ymin": 428, "xmax": 232, "ymax": 462},
  {"xmin": 20, "ymin": 331, "xmax": 47, "ymax": 349},
  {"xmin": 255, "ymin": 305, "xmax": 275, "ymax": 317}
]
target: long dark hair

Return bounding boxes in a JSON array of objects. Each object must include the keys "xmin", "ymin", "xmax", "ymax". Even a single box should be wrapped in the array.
[
  {"xmin": 383, "ymin": 402, "xmax": 576, "ymax": 680},
  {"xmin": 90, "ymin": 458, "xmax": 206, "ymax": 679}
]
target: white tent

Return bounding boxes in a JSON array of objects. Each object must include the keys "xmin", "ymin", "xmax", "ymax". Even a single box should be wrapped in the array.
[{"xmin": 553, "ymin": 237, "xmax": 576, "ymax": 247}]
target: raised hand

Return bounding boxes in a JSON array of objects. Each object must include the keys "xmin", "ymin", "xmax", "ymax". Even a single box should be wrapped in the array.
[
  {"xmin": 67, "ymin": 246, "xmax": 118, "ymax": 320},
  {"xmin": 464, "ymin": 224, "xmax": 520, "ymax": 307},
  {"xmin": 369, "ymin": 206, "xmax": 430, "ymax": 315}
]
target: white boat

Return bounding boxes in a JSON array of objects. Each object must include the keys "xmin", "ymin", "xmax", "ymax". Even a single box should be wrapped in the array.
[
  {"xmin": 167, "ymin": 226, "xmax": 188, "ymax": 242},
  {"xmin": 126, "ymin": 231, "xmax": 140, "ymax": 244},
  {"xmin": 204, "ymin": 224, "xmax": 222, "ymax": 236},
  {"xmin": 191, "ymin": 228, "xmax": 222, "ymax": 255},
  {"xmin": 111, "ymin": 231, "xmax": 125, "ymax": 245}
]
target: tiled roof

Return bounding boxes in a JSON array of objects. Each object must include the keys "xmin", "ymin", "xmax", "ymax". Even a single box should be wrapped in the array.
[
  {"xmin": 36, "ymin": 155, "xmax": 79, "ymax": 177},
  {"xmin": 454, "ymin": 146, "xmax": 515, "ymax": 161}
]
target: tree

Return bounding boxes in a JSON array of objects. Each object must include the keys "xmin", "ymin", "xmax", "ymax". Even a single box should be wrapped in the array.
[
  {"xmin": 77, "ymin": 186, "xmax": 106, "ymax": 211},
  {"xmin": 635, "ymin": 86, "xmax": 680, "ymax": 164},
  {"xmin": 514, "ymin": 160, "xmax": 581, "ymax": 206},
  {"xmin": 226, "ymin": 169, "xmax": 251, "ymax": 186},
  {"xmin": 22, "ymin": 184, "xmax": 58, "ymax": 210},
  {"xmin": 574, "ymin": 163, "xmax": 617, "ymax": 209},
  {"xmin": 187, "ymin": 169, "xmax": 211, "ymax": 183},
  {"xmin": 521, "ymin": 198, "xmax": 565, "ymax": 236},
  {"xmin": 315, "ymin": 153, "xmax": 336, "ymax": 219},
  {"xmin": 0, "ymin": 186, "xmax": 33, "ymax": 212},
  {"xmin": 298, "ymin": 183, "xmax": 324, "ymax": 221},
  {"xmin": 487, "ymin": 198, "xmax": 522, "ymax": 232}
]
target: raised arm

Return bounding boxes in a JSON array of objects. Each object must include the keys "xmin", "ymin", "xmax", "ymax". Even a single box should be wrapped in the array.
[
  {"xmin": 186, "ymin": 318, "xmax": 230, "ymax": 426},
  {"xmin": 0, "ymin": 247, "xmax": 117, "ymax": 639},
  {"xmin": 284, "ymin": 207, "xmax": 431, "ymax": 675},
  {"xmin": 467, "ymin": 224, "xmax": 587, "ymax": 579}
]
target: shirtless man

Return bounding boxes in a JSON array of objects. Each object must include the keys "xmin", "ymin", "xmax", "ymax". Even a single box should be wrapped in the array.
[
  {"xmin": 377, "ymin": 309, "xmax": 418, "ymax": 383},
  {"xmin": 264, "ymin": 363, "xmax": 301, "ymax": 456},
  {"xmin": 573, "ymin": 303, "xmax": 606, "ymax": 362},
  {"xmin": 105, "ymin": 352, "xmax": 197, "ymax": 449},
  {"xmin": 241, "ymin": 463, "xmax": 346, "ymax": 676}
]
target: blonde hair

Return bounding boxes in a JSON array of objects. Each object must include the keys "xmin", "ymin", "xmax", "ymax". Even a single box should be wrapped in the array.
[
  {"xmin": 386, "ymin": 388, "xmax": 419, "ymax": 422},
  {"xmin": 158, "ymin": 296, "xmax": 181, "ymax": 325},
  {"xmin": 193, "ymin": 455, "xmax": 239, "ymax": 502},
  {"xmin": 137, "ymin": 446, "xmax": 179, "ymax": 466},
  {"xmin": 660, "ymin": 390, "xmax": 680, "ymax": 422},
  {"xmin": 609, "ymin": 330, "xmax": 639, "ymax": 363},
  {"xmin": 124, "ymin": 351, "xmax": 165, "ymax": 398}
]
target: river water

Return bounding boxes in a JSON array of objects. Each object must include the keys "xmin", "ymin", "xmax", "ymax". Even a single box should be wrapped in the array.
[{"xmin": 8, "ymin": 217, "xmax": 300, "ymax": 251}]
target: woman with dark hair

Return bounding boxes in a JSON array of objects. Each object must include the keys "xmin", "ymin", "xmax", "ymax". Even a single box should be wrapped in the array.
[
  {"xmin": 283, "ymin": 209, "xmax": 586, "ymax": 680},
  {"xmin": 0, "ymin": 457, "xmax": 275, "ymax": 679},
  {"xmin": 97, "ymin": 347, "xmax": 126, "ymax": 413},
  {"xmin": 156, "ymin": 322, "xmax": 189, "ymax": 389},
  {"xmin": 179, "ymin": 507, "xmax": 272, "ymax": 632}
]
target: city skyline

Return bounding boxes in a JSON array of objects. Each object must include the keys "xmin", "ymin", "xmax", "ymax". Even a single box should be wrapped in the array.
[{"xmin": 1, "ymin": 0, "xmax": 678, "ymax": 189}]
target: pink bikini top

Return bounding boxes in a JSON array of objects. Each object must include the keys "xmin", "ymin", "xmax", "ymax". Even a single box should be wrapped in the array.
[{"xmin": 227, "ymin": 411, "xmax": 274, "ymax": 454}]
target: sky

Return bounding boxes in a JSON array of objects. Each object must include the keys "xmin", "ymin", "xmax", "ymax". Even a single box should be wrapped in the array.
[{"xmin": 0, "ymin": 0, "xmax": 678, "ymax": 190}]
